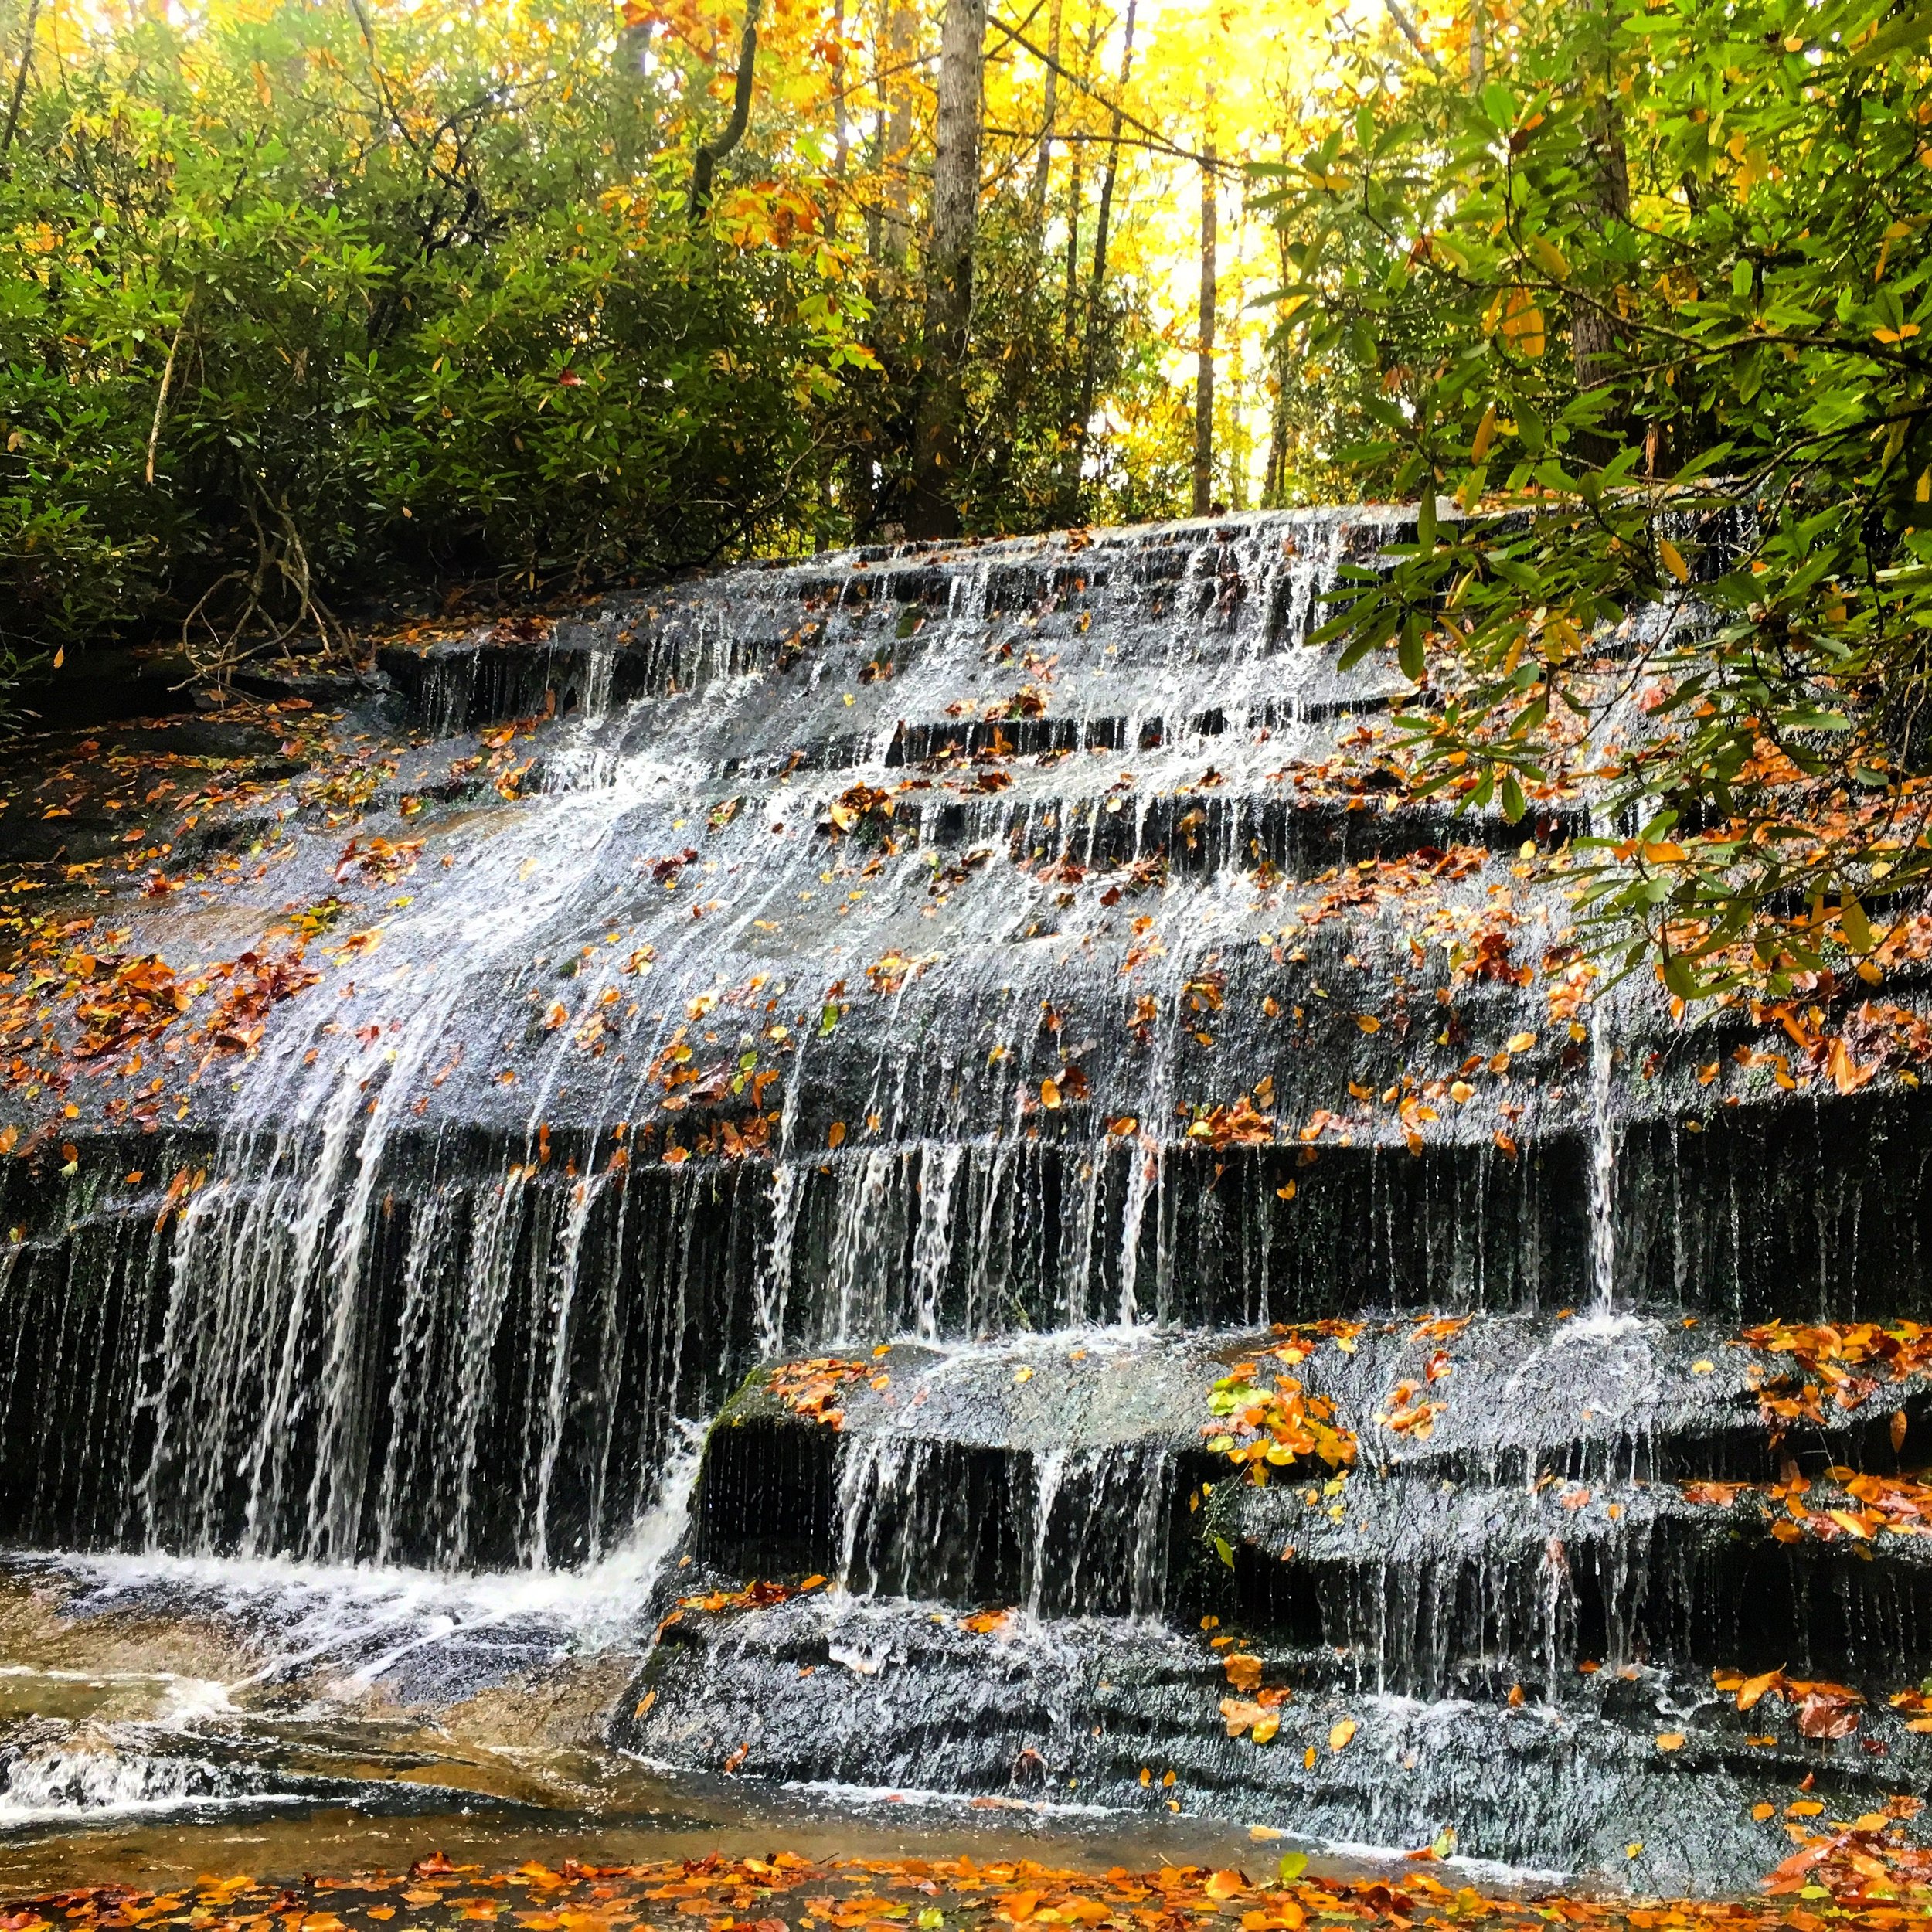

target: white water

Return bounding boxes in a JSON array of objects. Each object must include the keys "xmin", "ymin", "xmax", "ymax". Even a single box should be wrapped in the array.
[
  {"xmin": 0, "ymin": 1426, "xmax": 704, "ymax": 1825},
  {"xmin": 1586, "ymin": 1013, "xmax": 1617, "ymax": 1315}
]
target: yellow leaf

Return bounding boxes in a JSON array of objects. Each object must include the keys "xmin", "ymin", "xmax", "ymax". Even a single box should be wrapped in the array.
[
  {"xmin": 1014, "ymin": 1364, "xmax": 1034, "ymax": 1383},
  {"xmin": 1497, "ymin": 287, "xmax": 1546, "ymax": 358},
  {"xmin": 1328, "ymin": 1716, "xmax": 1357, "ymax": 1752},
  {"xmin": 1471, "ymin": 403, "xmax": 1498, "ymax": 461},
  {"xmin": 1506, "ymin": 1031, "xmax": 1536, "ymax": 1053},
  {"xmin": 1355, "ymin": 1014, "xmax": 1380, "ymax": 1033},
  {"xmin": 1655, "ymin": 1732, "xmax": 1685, "ymax": 1752},
  {"xmin": 1527, "ymin": 233, "xmax": 1570, "ymax": 281},
  {"xmin": 1041, "ymin": 1077, "xmax": 1062, "ymax": 1109},
  {"xmin": 1204, "ymin": 1872, "xmax": 1245, "ymax": 1901},
  {"xmin": 828, "ymin": 1120, "xmax": 846, "ymax": 1148},
  {"xmin": 1659, "ymin": 539, "xmax": 1690, "ymax": 583}
]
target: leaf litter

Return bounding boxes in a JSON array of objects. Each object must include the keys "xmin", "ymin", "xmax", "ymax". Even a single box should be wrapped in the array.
[{"xmin": 15, "ymin": 1832, "xmax": 1932, "ymax": 1932}]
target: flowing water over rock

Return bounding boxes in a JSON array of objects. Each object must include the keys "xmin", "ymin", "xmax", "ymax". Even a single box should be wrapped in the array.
[{"xmin": 3, "ymin": 510, "xmax": 1932, "ymax": 1893}]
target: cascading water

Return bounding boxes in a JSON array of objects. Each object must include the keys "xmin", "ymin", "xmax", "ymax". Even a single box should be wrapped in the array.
[
  {"xmin": 5, "ymin": 509, "xmax": 1932, "ymax": 1890},
  {"xmin": 1586, "ymin": 1002, "xmax": 1618, "ymax": 1316}
]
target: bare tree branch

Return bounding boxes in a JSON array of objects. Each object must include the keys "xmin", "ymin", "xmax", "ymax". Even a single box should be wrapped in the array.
[
  {"xmin": 1382, "ymin": 0, "xmax": 1447, "ymax": 78},
  {"xmin": 146, "ymin": 294, "xmax": 195, "ymax": 486},
  {"xmin": 2, "ymin": 0, "xmax": 43, "ymax": 158}
]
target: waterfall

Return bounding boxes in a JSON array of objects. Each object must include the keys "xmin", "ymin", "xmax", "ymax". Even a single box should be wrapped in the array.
[
  {"xmin": 1586, "ymin": 1005, "xmax": 1618, "ymax": 1315},
  {"xmin": 7, "ymin": 504, "xmax": 1923, "ymax": 1886}
]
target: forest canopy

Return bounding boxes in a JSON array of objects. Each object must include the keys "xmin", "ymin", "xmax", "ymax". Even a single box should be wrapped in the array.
[{"xmin": 4, "ymin": 0, "xmax": 1932, "ymax": 995}]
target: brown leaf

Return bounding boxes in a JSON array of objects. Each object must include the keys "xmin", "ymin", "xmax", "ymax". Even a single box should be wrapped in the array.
[
  {"xmin": 1797, "ymin": 1691, "xmax": 1860, "ymax": 1740},
  {"xmin": 1223, "ymin": 1652, "xmax": 1264, "ymax": 1692}
]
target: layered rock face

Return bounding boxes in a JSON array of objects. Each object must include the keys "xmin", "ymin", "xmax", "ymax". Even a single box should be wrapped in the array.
[{"xmin": 4, "ymin": 510, "xmax": 1932, "ymax": 1889}]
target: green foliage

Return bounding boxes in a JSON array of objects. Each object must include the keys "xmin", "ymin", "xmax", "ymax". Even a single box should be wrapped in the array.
[
  {"xmin": 1260, "ymin": 0, "xmax": 1932, "ymax": 995},
  {"xmin": 0, "ymin": 0, "xmax": 872, "ymax": 692},
  {"xmin": 821, "ymin": 204, "xmax": 1193, "ymax": 541}
]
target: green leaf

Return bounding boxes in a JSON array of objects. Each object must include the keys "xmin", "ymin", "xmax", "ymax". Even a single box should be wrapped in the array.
[
  {"xmin": 1277, "ymin": 1854, "xmax": 1308, "ymax": 1883},
  {"xmin": 1851, "ymin": 1, "xmax": 1932, "ymax": 63},
  {"xmin": 1398, "ymin": 616, "xmax": 1426, "ymax": 682},
  {"xmin": 1841, "ymin": 894, "xmax": 1875, "ymax": 954},
  {"xmin": 1214, "ymin": 1536, "xmax": 1235, "ymax": 1568}
]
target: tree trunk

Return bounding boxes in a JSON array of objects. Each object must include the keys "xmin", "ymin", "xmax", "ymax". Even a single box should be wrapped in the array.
[
  {"xmin": 1026, "ymin": 0, "xmax": 1063, "ymax": 218},
  {"xmin": 1263, "ymin": 221, "xmax": 1293, "ymax": 504},
  {"xmin": 1064, "ymin": 161, "xmax": 1081, "ymax": 330},
  {"xmin": 1068, "ymin": 0, "xmax": 1137, "ymax": 506},
  {"xmin": 905, "ymin": 0, "xmax": 988, "ymax": 538},
  {"xmin": 1191, "ymin": 138, "xmax": 1216, "ymax": 517},
  {"xmin": 1062, "ymin": 15, "xmax": 1100, "ymax": 346},
  {"xmin": 1468, "ymin": 0, "xmax": 1485, "ymax": 90},
  {"xmin": 882, "ymin": 1, "xmax": 917, "ymax": 267},
  {"xmin": 1570, "ymin": 0, "xmax": 1630, "ymax": 458},
  {"xmin": 828, "ymin": 0, "xmax": 849, "ymax": 238},
  {"xmin": 690, "ymin": 0, "xmax": 761, "ymax": 220},
  {"xmin": 1, "ymin": 0, "xmax": 41, "ymax": 158}
]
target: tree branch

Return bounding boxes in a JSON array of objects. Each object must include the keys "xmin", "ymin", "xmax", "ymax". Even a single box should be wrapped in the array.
[
  {"xmin": 1382, "ymin": 0, "xmax": 1446, "ymax": 78},
  {"xmin": 145, "ymin": 293, "xmax": 195, "ymax": 486},
  {"xmin": 2, "ymin": 0, "xmax": 43, "ymax": 158},
  {"xmin": 691, "ymin": 0, "xmax": 763, "ymax": 220},
  {"xmin": 988, "ymin": 14, "xmax": 1227, "ymax": 171}
]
